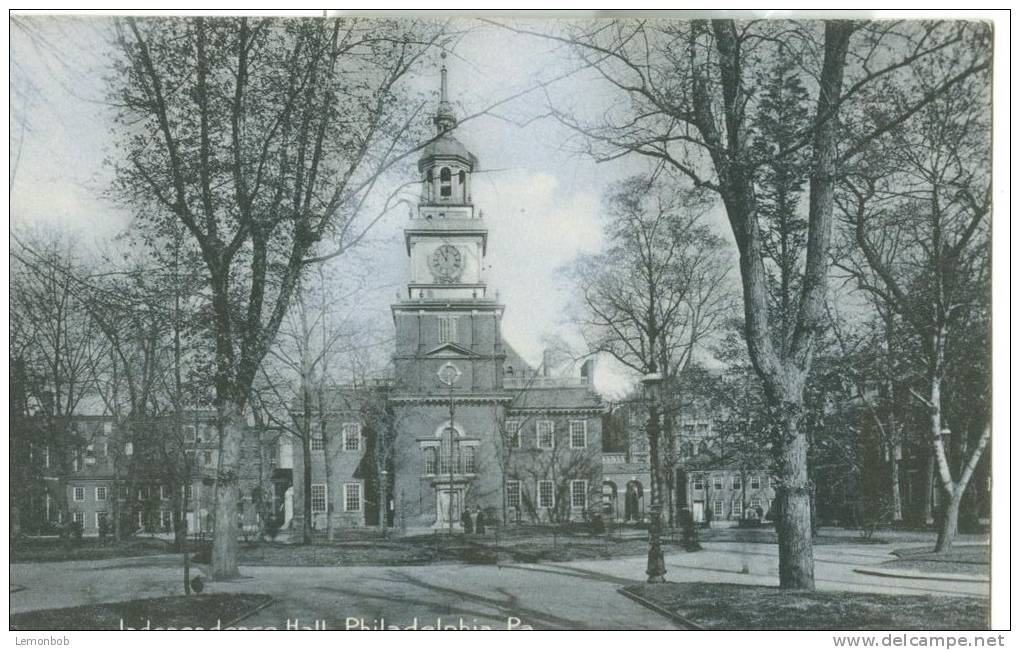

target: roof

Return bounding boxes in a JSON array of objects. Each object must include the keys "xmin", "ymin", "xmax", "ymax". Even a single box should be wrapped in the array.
[
  {"xmin": 508, "ymin": 385, "xmax": 603, "ymax": 412},
  {"xmin": 418, "ymin": 133, "xmax": 478, "ymax": 170}
]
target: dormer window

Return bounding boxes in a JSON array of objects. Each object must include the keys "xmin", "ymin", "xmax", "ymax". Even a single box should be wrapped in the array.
[{"xmin": 439, "ymin": 167, "xmax": 452, "ymax": 198}]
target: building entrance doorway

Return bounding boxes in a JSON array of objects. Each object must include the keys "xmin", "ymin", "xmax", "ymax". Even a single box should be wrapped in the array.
[
  {"xmin": 435, "ymin": 488, "xmax": 463, "ymax": 529},
  {"xmin": 692, "ymin": 501, "xmax": 705, "ymax": 523}
]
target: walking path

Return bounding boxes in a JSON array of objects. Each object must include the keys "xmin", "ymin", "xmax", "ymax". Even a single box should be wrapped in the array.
[{"xmin": 10, "ymin": 541, "xmax": 987, "ymax": 630}]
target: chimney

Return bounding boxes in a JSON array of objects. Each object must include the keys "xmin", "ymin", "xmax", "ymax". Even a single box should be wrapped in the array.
[
  {"xmin": 580, "ymin": 358, "xmax": 595, "ymax": 384},
  {"xmin": 542, "ymin": 350, "xmax": 553, "ymax": 377}
]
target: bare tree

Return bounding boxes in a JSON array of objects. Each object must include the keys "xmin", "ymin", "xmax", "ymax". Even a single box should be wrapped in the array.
[
  {"xmin": 836, "ymin": 45, "xmax": 992, "ymax": 550},
  {"xmin": 566, "ymin": 174, "xmax": 733, "ymax": 524},
  {"xmin": 10, "ymin": 230, "xmax": 109, "ymax": 531},
  {"xmin": 494, "ymin": 17, "xmax": 990, "ymax": 589},
  {"xmin": 107, "ymin": 16, "xmax": 452, "ymax": 577}
]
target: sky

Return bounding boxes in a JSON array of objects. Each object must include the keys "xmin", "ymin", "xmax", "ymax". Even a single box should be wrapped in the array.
[{"xmin": 8, "ymin": 15, "xmax": 735, "ymax": 400}]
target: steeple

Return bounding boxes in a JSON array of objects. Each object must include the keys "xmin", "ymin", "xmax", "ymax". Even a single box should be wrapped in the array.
[{"xmin": 434, "ymin": 53, "xmax": 457, "ymax": 132}]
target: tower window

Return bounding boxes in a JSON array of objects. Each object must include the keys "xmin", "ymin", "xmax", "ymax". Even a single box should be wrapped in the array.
[
  {"xmin": 438, "ymin": 316, "xmax": 457, "ymax": 344},
  {"xmin": 439, "ymin": 167, "xmax": 452, "ymax": 198}
]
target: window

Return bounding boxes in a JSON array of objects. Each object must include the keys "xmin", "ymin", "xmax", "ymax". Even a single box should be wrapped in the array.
[
  {"xmin": 750, "ymin": 475, "xmax": 761, "ymax": 490},
  {"xmin": 458, "ymin": 169, "xmax": 466, "ymax": 194},
  {"xmin": 138, "ymin": 486, "xmax": 148, "ymax": 500},
  {"xmin": 186, "ymin": 484, "xmax": 195, "ymax": 502},
  {"xmin": 683, "ymin": 424, "xmax": 695, "ymax": 435},
  {"xmin": 570, "ymin": 480, "xmax": 587, "ymax": 508},
  {"xmin": 713, "ymin": 475, "xmax": 724, "ymax": 490},
  {"xmin": 698, "ymin": 441, "xmax": 710, "ymax": 455},
  {"xmin": 732, "ymin": 475, "xmax": 742, "ymax": 490},
  {"xmin": 203, "ymin": 450, "xmax": 214, "ymax": 467},
  {"xmin": 72, "ymin": 512, "xmax": 84, "ymax": 527},
  {"xmin": 124, "ymin": 442, "xmax": 133, "ymax": 456},
  {"xmin": 732, "ymin": 498, "xmax": 742, "ymax": 518},
  {"xmin": 344, "ymin": 483, "xmax": 361, "ymax": 512},
  {"xmin": 343, "ymin": 423, "xmax": 361, "ymax": 451},
  {"xmin": 750, "ymin": 497, "xmax": 763, "ymax": 512},
  {"xmin": 537, "ymin": 480, "xmax": 555, "ymax": 509},
  {"xmin": 137, "ymin": 511, "xmax": 144, "ymax": 529},
  {"xmin": 311, "ymin": 433, "xmax": 324, "ymax": 452},
  {"xmin": 569, "ymin": 420, "xmax": 587, "ymax": 448},
  {"xmin": 85, "ymin": 443, "xmax": 96, "ymax": 465},
  {"xmin": 506, "ymin": 420, "xmax": 521, "ymax": 448},
  {"xmin": 184, "ymin": 425, "xmax": 196, "ymax": 442},
  {"xmin": 506, "ymin": 481, "xmax": 521, "ymax": 510},
  {"xmin": 692, "ymin": 475, "xmax": 704, "ymax": 491},
  {"xmin": 73, "ymin": 487, "xmax": 85, "ymax": 502},
  {"xmin": 104, "ymin": 421, "xmax": 113, "ymax": 435},
  {"xmin": 95, "ymin": 486, "xmax": 108, "ymax": 501},
  {"xmin": 43, "ymin": 445, "xmax": 50, "ymax": 468},
  {"xmin": 712, "ymin": 499, "xmax": 725, "ymax": 519},
  {"xmin": 439, "ymin": 167, "xmax": 452, "ymax": 198},
  {"xmin": 696, "ymin": 422, "xmax": 709, "ymax": 434},
  {"xmin": 537, "ymin": 421, "xmax": 554, "ymax": 449},
  {"xmin": 160, "ymin": 485, "xmax": 169, "ymax": 500},
  {"xmin": 424, "ymin": 447, "xmax": 438, "ymax": 475},
  {"xmin": 463, "ymin": 446, "xmax": 476, "ymax": 473},
  {"xmin": 160, "ymin": 510, "xmax": 172, "ymax": 529},
  {"xmin": 311, "ymin": 484, "xmax": 327, "ymax": 514},
  {"xmin": 72, "ymin": 453, "xmax": 82, "ymax": 472},
  {"xmin": 438, "ymin": 316, "xmax": 458, "ymax": 344}
]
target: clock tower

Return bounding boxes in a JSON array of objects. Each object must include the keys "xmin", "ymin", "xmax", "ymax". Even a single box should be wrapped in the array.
[
  {"xmin": 389, "ymin": 56, "xmax": 510, "ymax": 529},
  {"xmin": 391, "ymin": 54, "xmax": 505, "ymax": 395}
]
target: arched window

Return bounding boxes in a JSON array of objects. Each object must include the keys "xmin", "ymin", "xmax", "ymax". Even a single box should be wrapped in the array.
[
  {"xmin": 424, "ymin": 447, "xmax": 438, "ymax": 475},
  {"xmin": 458, "ymin": 170, "xmax": 466, "ymax": 200},
  {"xmin": 439, "ymin": 167, "xmax": 452, "ymax": 198}
]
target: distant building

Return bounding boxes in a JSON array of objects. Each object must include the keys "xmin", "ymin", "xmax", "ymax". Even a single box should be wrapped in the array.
[
  {"xmin": 602, "ymin": 393, "xmax": 776, "ymax": 527},
  {"xmin": 270, "ymin": 63, "xmax": 604, "ymax": 533}
]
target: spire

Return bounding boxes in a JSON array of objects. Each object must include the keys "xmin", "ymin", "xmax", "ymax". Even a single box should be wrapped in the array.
[
  {"xmin": 434, "ymin": 52, "xmax": 457, "ymax": 133},
  {"xmin": 440, "ymin": 53, "xmax": 449, "ymax": 103}
]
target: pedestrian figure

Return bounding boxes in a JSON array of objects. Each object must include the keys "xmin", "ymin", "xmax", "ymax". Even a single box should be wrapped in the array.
[
  {"xmin": 474, "ymin": 506, "xmax": 485, "ymax": 534},
  {"xmin": 461, "ymin": 508, "xmax": 474, "ymax": 534}
]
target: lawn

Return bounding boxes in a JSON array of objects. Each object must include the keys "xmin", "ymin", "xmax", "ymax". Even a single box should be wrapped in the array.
[
  {"xmin": 883, "ymin": 546, "xmax": 990, "ymax": 576},
  {"xmin": 626, "ymin": 583, "xmax": 989, "ymax": 630},
  {"xmin": 191, "ymin": 532, "xmax": 659, "ymax": 567},
  {"xmin": 697, "ymin": 527, "xmax": 893, "ymax": 545},
  {"xmin": 11, "ymin": 536, "xmax": 186, "ymax": 563},
  {"xmin": 10, "ymin": 594, "xmax": 274, "ymax": 631}
]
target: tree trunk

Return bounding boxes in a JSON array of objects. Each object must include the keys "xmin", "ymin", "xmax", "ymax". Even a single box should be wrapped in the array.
[
  {"xmin": 378, "ymin": 468, "xmax": 388, "ymax": 538},
  {"xmin": 774, "ymin": 405, "xmax": 815, "ymax": 590},
  {"xmin": 935, "ymin": 487, "xmax": 960, "ymax": 552},
  {"xmin": 922, "ymin": 452, "xmax": 935, "ymax": 525},
  {"xmin": 301, "ymin": 435, "xmax": 313, "ymax": 544},
  {"xmin": 211, "ymin": 407, "xmax": 243, "ymax": 580},
  {"xmin": 171, "ymin": 488, "xmax": 187, "ymax": 551},
  {"xmin": 889, "ymin": 443, "xmax": 903, "ymax": 522}
]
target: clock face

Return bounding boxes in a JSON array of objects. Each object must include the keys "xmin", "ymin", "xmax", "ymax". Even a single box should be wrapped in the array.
[{"xmin": 429, "ymin": 244, "xmax": 463, "ymax": 283}]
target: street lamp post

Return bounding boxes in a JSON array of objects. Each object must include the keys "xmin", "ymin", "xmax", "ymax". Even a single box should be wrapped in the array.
[
  {"xmin": 438, "ymin": 362, "xmax": 461, "ymax": 537},
  {"xmin": 642, "ymin": 372, "xmax": 667, "ymax": 584}
]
